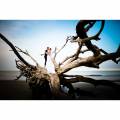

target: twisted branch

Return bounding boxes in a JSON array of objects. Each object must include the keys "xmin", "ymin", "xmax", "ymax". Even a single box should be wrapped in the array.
[
  {"xmin": 0, "ymin": 33, "xmax": 35, "ymax": 69},
  {"xmin": 10, "ymin": 46, "xmax": 40, "ymax": 67},
  {"xmin": 54, "ymin": 36, "xmax": 70, "ymax": 59}
]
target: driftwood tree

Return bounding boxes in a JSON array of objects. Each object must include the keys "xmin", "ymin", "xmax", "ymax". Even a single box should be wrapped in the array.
[{"xmin": 0, "ymin": 20, "xmax": 120, "ymax": 99}]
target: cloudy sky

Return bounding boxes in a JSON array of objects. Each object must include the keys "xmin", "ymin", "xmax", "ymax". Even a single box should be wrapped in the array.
[{"xmin": 0, "ymin": 20, "xmax": 120, "ymax": 72}]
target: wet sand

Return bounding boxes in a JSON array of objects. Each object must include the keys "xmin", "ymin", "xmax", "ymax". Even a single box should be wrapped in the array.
[
  {"xmin": 0, "ymin": 80, "xmax": 32, "ymax": 100},
  {"xmin": 0, "ymin": 79, "xmax": 120, "ymax": 100}
]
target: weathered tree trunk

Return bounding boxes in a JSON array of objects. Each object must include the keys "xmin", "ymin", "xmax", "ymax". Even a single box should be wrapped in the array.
[
  {"xmin": 49, "ymin": 73, "xmax": 61, "ymax": 95},
  {"xmin": 0, "ymin": 20, "xmax": 120, "ymax": 99}
]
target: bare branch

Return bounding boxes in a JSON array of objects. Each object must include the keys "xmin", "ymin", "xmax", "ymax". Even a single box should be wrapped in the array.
[
  {"xmin": 14, "ymin": 46, "xmax": 40, "ymax": 67},
  {"xmin": 80, "ymin": 49, "xmax": 90, "ymax": 53},
  {"xmin": 117, "ymin": 58, "xmax": 120, "ymax": 63},
  {"xmin": 60, "ymin": 21, "xmax": 105, "ymax": 68},
  {"xmin": 59, "ymin": 42, "xmax": 83, "ymax": 66},
  {"xmin": 49, "ymin": 55, "xmax": 59, "ymax": 70},
  {"xmin": 54, "ymin": 36, "xmax": 70, "ymax": 59},
  {"xmin": 0, "ymin": 33, "xmax": 35, "ymax": 69},
  {"xmin": 71, "ymin": 20, "xmax": 105, "ymax": 44},
  {"xmin": 96, "ymin": 45, "xmax": 120, "ymax": 65},
  {"xmin": 100, "ymin": 48, "xmax": 118, "ymax": 64},
  {"xmin": 58, "ymin": 45, "xmax": 120, "ymax": 74},
  {"xmin": 14, "ymin": 72, "xmax": 23, "ymax": 80},
  {"xmin": 59, "ymin": 54, "xmax": 76, "ymax": 66}
]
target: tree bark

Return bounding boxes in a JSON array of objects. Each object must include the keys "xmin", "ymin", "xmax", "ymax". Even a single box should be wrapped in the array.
[{"xmin": 0, "ymin": 20, "xmax": 120, "ymax": 99}]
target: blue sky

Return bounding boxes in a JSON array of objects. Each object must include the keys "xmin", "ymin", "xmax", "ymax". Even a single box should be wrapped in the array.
[{"xmin": 0, "ymin": 20, "xmax": 120, "ymax": 72}]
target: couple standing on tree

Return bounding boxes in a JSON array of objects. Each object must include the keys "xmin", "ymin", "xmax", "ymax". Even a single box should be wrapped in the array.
[{"xmin": 44, "ymin": 47, "xmax": 52, "ymax": 67}]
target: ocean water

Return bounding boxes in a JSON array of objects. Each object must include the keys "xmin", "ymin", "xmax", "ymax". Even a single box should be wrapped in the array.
[
  {"xmin": 67, "ymin": 70, "xmax": 120, "ymax": 80},
  {"xmin": 0, "ymin": 70, "xmax": 120, "ymax": 81},
  {"xmin": 0, "ymin": 71, "xmax": 24, "ymax": 80}
]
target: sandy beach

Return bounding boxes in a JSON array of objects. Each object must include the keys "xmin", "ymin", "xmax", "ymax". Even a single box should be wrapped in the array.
[
  {"xmin": 0, "ymin": 70, "xmax": 120, "ymax": 100},
  {"xmin": 0, "ymin": 80, "xmax": 32, "ymax": 100},
  {"xmin": 0, "ymin": 79, "xmax": 120, "ymax": 100}
]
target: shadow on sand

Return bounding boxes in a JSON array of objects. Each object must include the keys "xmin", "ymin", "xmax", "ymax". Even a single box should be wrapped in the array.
[{"xmin": 0, "ymin": 76, "xmax": 120, "ymax": 100}]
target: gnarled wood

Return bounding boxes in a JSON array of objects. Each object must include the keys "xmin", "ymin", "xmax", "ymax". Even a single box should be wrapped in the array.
[
  {"xmin": 0, "ymin": 33, "xmax": 35, "ymax": 69},
  {"xmin": 0, "ymin": 20, "xmax": 120, "ymax": 99}
]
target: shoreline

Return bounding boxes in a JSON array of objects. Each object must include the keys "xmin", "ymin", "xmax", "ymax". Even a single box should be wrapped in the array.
[{"xmin": 0, "ymin": 78, "xmax": 120, "ymax": 100}]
